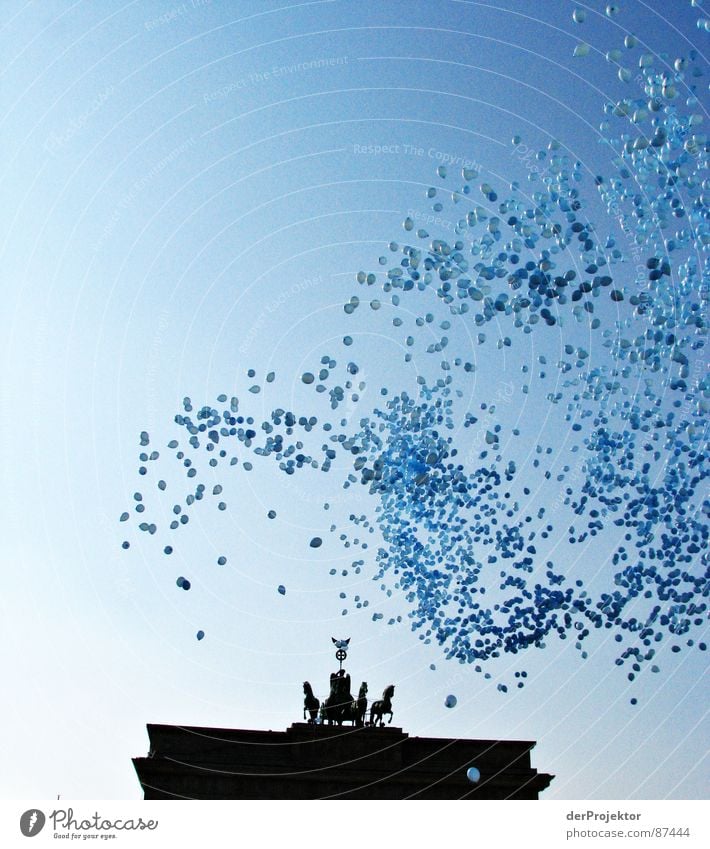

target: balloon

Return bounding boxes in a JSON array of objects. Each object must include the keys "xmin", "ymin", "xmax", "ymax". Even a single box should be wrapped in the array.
[{"xmin": 466, "ymin": 767, "xmax": 481, "ymax": 783}]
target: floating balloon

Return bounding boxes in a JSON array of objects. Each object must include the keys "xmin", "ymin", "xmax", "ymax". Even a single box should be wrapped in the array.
[{"xmin": 466, "ymin": 767, "xmax": 481, "ymax": 783}]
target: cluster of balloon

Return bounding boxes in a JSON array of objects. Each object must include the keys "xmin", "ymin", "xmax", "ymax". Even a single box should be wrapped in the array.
[{"xmin": 120, "ymin": 7, "xmax": 708, "ymax": 707}]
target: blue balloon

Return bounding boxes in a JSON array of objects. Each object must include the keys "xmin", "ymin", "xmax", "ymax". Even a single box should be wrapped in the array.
[{"xmin": 466, "ymin": 767, "xmax": 481, "ymax": 783}]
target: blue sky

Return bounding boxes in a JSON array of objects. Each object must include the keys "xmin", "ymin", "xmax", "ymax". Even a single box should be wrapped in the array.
[{"xmin": 1, "ymin": 0, "xmax": 708, "ymax": 800}]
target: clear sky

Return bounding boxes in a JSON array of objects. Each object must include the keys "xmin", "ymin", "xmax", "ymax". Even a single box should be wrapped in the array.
[{"xmin": 1, "ymin": 0, "xmax": 707, "ymax": 801}]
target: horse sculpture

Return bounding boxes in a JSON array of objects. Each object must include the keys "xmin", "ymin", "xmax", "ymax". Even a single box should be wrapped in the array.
[
  {"xmin": 352, "ymin": 682, "xmax": 368, "ymax": 727},
  {"xmin": 369, "ymin": 684, "xmax": 395, "ymax": 727},
  {"xmin": 303, "ymin": 681, "xmax": 320, "ymax": 724}
]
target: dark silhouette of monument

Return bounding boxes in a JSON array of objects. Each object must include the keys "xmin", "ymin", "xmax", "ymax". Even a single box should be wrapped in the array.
[{"xmin": 133, "ymin": 640, "xmax": 553, "ymax": 799}]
